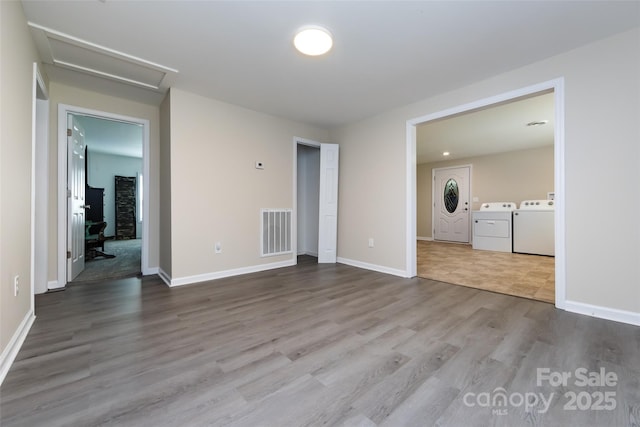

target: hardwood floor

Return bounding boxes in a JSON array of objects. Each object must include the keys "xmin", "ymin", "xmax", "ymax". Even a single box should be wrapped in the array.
[
  {"xmin": 418, "ymin": 240, "xmax": 555, "ymax": 303},
  {"xmin": 1, "ymin": 257, "xmax": 638, "ymax": 426}
]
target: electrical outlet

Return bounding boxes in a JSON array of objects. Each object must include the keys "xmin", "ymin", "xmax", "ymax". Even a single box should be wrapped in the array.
[
  {"xmin": 13, "ymin": 275, "xmax": 19, "ymax": 296},
  {"xmin": 368, "ymin": 238, "xmax": 374, "ymax": 248},
  {"xmin": 215, "ymin": 242, "xmax": 222, "ymax": 253}
]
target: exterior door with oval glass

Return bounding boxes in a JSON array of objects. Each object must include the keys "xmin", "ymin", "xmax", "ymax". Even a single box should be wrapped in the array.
[{"xmin": 433, "ymin": 166, "xmax": 470, "ymax": 243}]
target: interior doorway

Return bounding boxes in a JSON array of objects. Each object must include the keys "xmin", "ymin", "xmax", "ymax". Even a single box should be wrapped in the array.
[
  {"xmin": 417, "ymin": 93, "xmax": 555, "ymax": 303},
  {"xmin": 406, "ymin": 79, "xmax": 566, "ymax": 308},
  {"xmin": 72, "ymin": 114, "xmax": 143, "ymax": 283},
  {"xmin": 56, "ymin": 104, "xmax": 150, "ymax": 288},
  {"xmin": 296, "ymin": 143, "xmax": 320, "ymax": 259},
  {"xmin": 293, "ymin": 137, "xmax": 339, "ymax": 264}
]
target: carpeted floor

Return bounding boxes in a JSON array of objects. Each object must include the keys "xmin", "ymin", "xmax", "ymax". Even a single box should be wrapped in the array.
[{"xmin": 73, "ymin": 239, "xmax": 141, "ymax": 283}]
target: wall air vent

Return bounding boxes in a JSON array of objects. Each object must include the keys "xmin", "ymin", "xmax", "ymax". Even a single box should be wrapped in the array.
[{"xmin": 261, "ymin": 209, "xmax": 292, "ymax": 257}]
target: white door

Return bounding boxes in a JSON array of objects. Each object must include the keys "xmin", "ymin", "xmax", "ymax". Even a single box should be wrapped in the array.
[
  {"xmin": 67, "ymin": 114, "xmax": 87, "ymax": 280},
  {"xmin": 433, "ymin": 166, "xmax": 470, "ymax": 243},
  {"xmin": 317, "ymin": 143, "xmax": 339, "ymax": 263}
]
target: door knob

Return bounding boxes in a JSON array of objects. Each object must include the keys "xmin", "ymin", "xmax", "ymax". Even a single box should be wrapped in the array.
[{"xmin": 82, "ymin": 205, "xmax": 91, "ymax": 209}]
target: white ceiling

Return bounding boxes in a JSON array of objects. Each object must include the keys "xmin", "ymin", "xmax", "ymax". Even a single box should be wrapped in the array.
[
  {"xmin": 21, "ymin": 1, "xmax": 640, "ymax": 129},
  {"xmin": 74, "ymin": 115, "xmax": 143, "ymax": 158},
  {"xmin": 417, "ymin": 91, "xmax": 555, "ymax": 164}
]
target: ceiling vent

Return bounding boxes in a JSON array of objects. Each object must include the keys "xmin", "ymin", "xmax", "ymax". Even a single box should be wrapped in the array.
[{"xmin": 28, "ymin": 22, "xmax": 178, "ymax": 92}]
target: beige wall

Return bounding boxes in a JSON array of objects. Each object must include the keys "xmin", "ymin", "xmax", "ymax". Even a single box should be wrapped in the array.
[
  {"xmin": 0, "ymin": 1, "xmax": 41, "ymax": 356},
  {"xmin": 46, "ymin": 82, "xmax": 161, "ymax": 281},
  {"xmin": 417, "ymin": 146, "xmax": 554, "ymax": 238},
  {"xmin": 167, "ymin": 89, "xmax": 328, "ymax": 280},
  {"xmin": 331, "ymin": 28, "xmax": 640, "ymax": 314},
  {"xmin": 159, "ymin": 91, "xmax": 172, "ymax": 277}
]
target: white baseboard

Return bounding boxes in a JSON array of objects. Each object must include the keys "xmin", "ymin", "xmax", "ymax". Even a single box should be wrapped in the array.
[
  {"xmin": 46, "ymin": 266, "xmax": 160, "ymax": 289},
  {"xmin": 47, "ymin": 280, "xmax": 64, "ymax": 290},
  {"xmin": 158, "ymin": 268, "xmax": 172, "ymax": 287},
  {"xmin": 564, "ymin": 300, "xmax": 640, "ymax": 326},
  {"xmin": 298, "ymin": 251, "xmax": 318, "ymax": 257},
  {"xmin": 337, "ymin": 257, "xmax": 408, "ymax": 278},
  {"xmin": 417, "ymin": 236, "xmax": 433, "ymax": 241},
  {"xmin": 143, "ymin": 266, "xmax": 159, "ymax": 276},
  {"xmin": 0, "ymin": 310, "xmax": 35, "ymax": 386},
  {"xmin": 164, "ymin": 259, "xmax": 297, "ymax": 287}
]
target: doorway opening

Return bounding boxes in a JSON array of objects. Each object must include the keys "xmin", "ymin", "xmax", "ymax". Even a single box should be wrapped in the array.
[
  {"xmin": 293, "ymin": 137, "xmax": 339, "ymax": 265},
  {"xmin": 56, "ymin": 104, "xmax": 150, "ymax": 288},
  {"xmin": 296, "ymin": 143, "xmax": 320, "ymax": 263},
  {"xmin": 406, "ymin": 79, "xmax": 566, "ymax": 308},
  {"xmin": 75, "ymin": 115, "xmax": 143, "ymax": 282}
]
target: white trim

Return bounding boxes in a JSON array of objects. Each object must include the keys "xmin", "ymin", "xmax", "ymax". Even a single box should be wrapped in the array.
[
  {"xmin": 431, "ymin": 164, "xmax": 472, "ymax": 244},
  {"xmin": 417, "ymin": 236, "xmax": 433, "ymax": 241},
  {"xmin": 0, "ymin": 310, "xmax": 35, "ymax": 386},
  {"xmin": 57, "ymin": 107, "xmax": 66, "ymax": 287},
  {"xmin": 57, "ymin": 104, "xmax": 152, "ymax": 287},
  {"xmin": 292, "ymin": 136, "xmax": 323, "ymax": 265},
  {"xmin": 564, "ymin": 301, "xmax": 640, "ymax": 327},
  {"xmin": 28, "ymin": 23, "xmax": 178, "ymax": 73},
  {"xmin": 54, "ymin": 60, "xmax": 161, "ymax": 91},
  {"xmin": 28, "ymin": 22, "xmax": 178, "ymax": 91},
  {"xmin": 295, "ymin": 137, "xmax": 322, "ymax": 148},
  {"xmin": 31, "ymin": 63, "xmax": 49, "ymax": 301},
  {"xmin": 406, "ymin": 78, "xmax": 566, "ymax": 311},
  {"xmin": 298, "ymin": 251, "xmax": 319, "ymax": 257},
  {"xmin": 47, "ymin": 280, "xmax": 63, "ymax": 290},
  {"xmin": 405, "ymin": 123, "xmax": 417, "ymax": 277},
  {"xmin": 337, "ymin": 257, "xmax": 408, "ymax": 278},
  {"xmin": 552, "ymin": 81, "xmax": 566, "ymax": 309},
  {"xmin": 292, "ymin": 139, "xmax": 298, "ymax": 262},
  {"xmin": 158, "ymin": 268, "xmax": 172, "ymax": 287},
  {"xmin": 165, "ymin": 260, "xmax": 296, "ymax": 287},
  {"xmin": 145, "ymin": 267, "xmax": 159, "ymax": 275}
]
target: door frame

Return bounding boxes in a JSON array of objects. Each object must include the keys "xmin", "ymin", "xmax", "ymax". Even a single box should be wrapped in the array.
[
  {"xmin": 292, "ymin": 137, "xmax": 321, "ymax": 263},
  {"xmin": 56, "ymin": 104, "xmax": 151, "ymax": 288},
  {"xmin": 31, "ymin": 63, "xmax": 49, "ymax": 299},
  {"xmin": 406, "ymin": 78, "xmax": 566, "ymax": 309},
  {"xmin": 431, "ymin": 164, "xmax": 472, "ymax": 243}
]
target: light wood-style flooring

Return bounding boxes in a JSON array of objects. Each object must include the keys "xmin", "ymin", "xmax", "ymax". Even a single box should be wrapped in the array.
[
  {"xmin": 1, "ymin": 257, "xmax": 638, "ymax": 426},
  {"xmin": 418, "ymin": 240, "xmax": 555, "ymax": 303}
]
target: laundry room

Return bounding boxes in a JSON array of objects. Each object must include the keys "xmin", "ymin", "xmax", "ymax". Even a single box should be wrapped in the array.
[{"xmin": 416, "ymin": 91, "xmax": 556, "ymax": 303}]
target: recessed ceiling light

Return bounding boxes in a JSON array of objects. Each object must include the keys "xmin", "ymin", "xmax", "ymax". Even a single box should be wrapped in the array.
[
  {"xmin": 526, "ymin": 120, "xmax": 549, "ymax": 127},
  {"xmin": 294, "ymin": 26, "xmax": 333, "ymax": 56},
  {"xmin": 443, "ymin": 152, "xmax": 450, "ymax": 156}
]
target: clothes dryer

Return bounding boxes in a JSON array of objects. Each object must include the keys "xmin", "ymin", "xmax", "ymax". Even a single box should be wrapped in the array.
[{"xmin": 472, "ymin": 202, "xmax": 517, "ymax": 252}]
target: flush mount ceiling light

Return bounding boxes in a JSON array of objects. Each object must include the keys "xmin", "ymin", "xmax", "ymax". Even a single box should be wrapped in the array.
[
  {"xmin": 443, "ymin": 151, "xmax": 450, "ymax": 156},
  {"xmin": 526, "ymin": 120, "xmax": 549, "ymax": 127},
  {"xmin": 294, "ymin": 26, "xmax": 333, "ymax": 56}
]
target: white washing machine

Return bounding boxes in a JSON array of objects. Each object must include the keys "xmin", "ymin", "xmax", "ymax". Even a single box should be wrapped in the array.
[
  {"xmin": 472, "ymin": 202, "xmax": 517, "ymax": 252},
  {"xmin": 513, "ymin": 199, "xmax": 555, "ymax": 256}
]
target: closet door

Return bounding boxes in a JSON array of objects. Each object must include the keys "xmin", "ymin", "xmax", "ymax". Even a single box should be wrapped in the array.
[{"xmin": 115, "ymin": 176, "xmax": 136, "ymax": 239}]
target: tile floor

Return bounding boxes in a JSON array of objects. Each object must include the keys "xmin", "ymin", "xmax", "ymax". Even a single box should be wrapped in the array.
[{"xmin": 417, "ymin": 240, "xmax": 555, "ymax": 303}]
